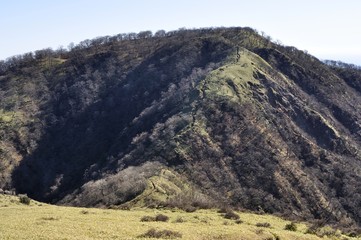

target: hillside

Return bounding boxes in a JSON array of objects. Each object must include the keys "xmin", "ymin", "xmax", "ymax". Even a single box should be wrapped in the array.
[
  {"xmin": 0, "ymin": 194, "xmax": 357, "ymax": 239},
  {"xmin": 1, "ymin": 27, "xmax": 361, "ymax": 228}
]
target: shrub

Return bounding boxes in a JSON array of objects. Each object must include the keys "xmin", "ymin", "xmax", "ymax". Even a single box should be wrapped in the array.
[
  {"xmin": 41, "ymin": 217, "xmax": 58, "ymax": 221},
  {"xmin": 235, "ymin": 219, "xmax": 243, "ymax": 224},
  {"xmin": 165, "ymin": 189, "xmax": 214, "ymax": 211},
  {"xmin": 140, "ymin": 215, "xmax": 156, "ymax": 222},
  {"xmin": 223, "ymin": 210, "xmax": 240, "ymax": 220},
  {"xmin": 305, "ymin": 224, "xmax": 318, "ymax": 235},
  {"xmin": 343, "ymin": 228, "xmax": 361, "ymax": 238},
  {"xmin": 19, "ymin": 194, "xmax": 30, "ymax": 205},
  {"xmin": 174, "ymin": 217, "xmax": 185, "ymax": 223},
  {"xmin": 184, "ymin": 206, "xmax": 197, "ymax": 213},
  {"xmin": 256, "ymin": 222, "xmax": 271, "ymax": 228},
  {"xmin": 347, "ymin": 231, "xmax": 358, "ymax": 237},
  {"xmin": 73, "ymin": 162, "xmax": 160, "ymax": 207},
  {"xmin": 141, "ymin": 214, "xmax": 169, "ymax": 222},
  {"xmin": 139, "ymin": 228, "xmax": 182, "ymax": 238},
  {"xmin": 306, "ymin": 224, "xmax": 341, "ymax": 238},
  {"xmin": 343, "ymin": 227, "xmax": 361, "ymax": 237},
  {"xmin": 155, "ymin": 214, "xmax": 169, "ymax": 222},
  {"xmin": 80, "ymin": 210, "xmax": 89, "ymax": 214},
  {"xmin": 217, "ymin": 207, "xmax": 230, "ymax": 213},
  {"xmin": 272, "ymin": 234, "xmax": 281, "ymax": 240},
  {"xmin": 119, "ymin": 204, "xmax": 131, "ymax": 210},
  {"xmin": 284, "ymin": 222, "xmax": 297, "ymax": 231}
]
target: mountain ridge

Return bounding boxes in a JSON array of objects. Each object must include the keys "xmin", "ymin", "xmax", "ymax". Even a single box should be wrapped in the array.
[{"xmin": 1, "ymin": 27, "xmax": 361, "ymax": 227}]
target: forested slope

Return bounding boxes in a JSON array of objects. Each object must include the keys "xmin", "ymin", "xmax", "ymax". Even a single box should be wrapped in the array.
[{"xmin": 1, "ymin": 27, "xmax": 361, "ymax": 227}]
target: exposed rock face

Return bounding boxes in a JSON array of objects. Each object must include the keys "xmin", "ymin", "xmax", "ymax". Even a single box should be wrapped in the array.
[{"xmin": 1, "ymin": 27, "xmax": 361, "ymax": 225}]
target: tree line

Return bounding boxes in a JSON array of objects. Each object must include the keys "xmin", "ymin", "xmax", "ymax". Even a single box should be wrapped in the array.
[{"xmin": 0, "ymin": 27, "xmax": 258, "ymax": 74}]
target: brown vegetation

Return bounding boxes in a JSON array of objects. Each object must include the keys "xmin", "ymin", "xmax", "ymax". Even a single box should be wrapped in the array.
[{"xmin": 1, "ymin": 27, "xmax": 361, "ymax": 227}]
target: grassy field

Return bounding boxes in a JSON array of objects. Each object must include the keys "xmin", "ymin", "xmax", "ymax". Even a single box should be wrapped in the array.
[{"xmin": 0, "ymin": 194, "xmax": 356, "ymax": 240}]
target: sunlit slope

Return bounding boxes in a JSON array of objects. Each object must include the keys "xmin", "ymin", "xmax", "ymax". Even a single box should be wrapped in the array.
[{"xmin": 0, "ymin": 194, "xmax": 354, "ymax": 240}]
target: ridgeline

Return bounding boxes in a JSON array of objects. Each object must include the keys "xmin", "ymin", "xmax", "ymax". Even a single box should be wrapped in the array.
[{"xmin": 1, "ymin": 27, "xmax": 361, "ymax": 228}]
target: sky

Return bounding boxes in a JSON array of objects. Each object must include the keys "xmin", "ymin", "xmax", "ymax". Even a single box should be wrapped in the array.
[{"xmin": 1, "ymin": 0, "xmax": 360, "ymax": 65}]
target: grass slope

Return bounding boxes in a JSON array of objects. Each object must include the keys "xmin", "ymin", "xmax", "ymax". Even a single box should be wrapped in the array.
[{"xmin": 0, "ymin": 194, "xmax": 356, "ymax": 240}]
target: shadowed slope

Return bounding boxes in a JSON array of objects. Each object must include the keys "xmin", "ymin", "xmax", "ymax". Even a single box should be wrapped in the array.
[{"xmin": 0, "ymin": 27, "xmax": 361, "ymax": 226}]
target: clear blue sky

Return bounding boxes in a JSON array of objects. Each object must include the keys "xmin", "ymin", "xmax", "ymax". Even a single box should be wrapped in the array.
[{"xmin": 1, "ymin": 0, "xmax": 360, "ymax": 65}]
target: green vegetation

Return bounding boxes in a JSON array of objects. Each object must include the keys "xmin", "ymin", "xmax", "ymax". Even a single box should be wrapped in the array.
[
  {"xmin": 139, "ymin": 228, "xmax": 182, "ymax": 239},
  {"xmin": 222, "ymin": 210, "xmax": 240, "ymax": 220},
  {"xmin": 0, "ymin": 194, "xmax": 356, "ymax": 240},
  {"xmin": 155, "ymin": 214, "xmax": 170, "ymax": 222},
  {"xmin": 285, "ymin": 222, "xmax": 298, "ymax": 231},
  {"xmin": 256, "ymin": 222, "xmax": 272, "ymax": 228},
  {"xmin": 140, "ymin": 214, "xmax": 170, "ymax": 222},
  {"xmin": 19, "ymin": 194, "xmax": 30, "ymax": 205},
  {"xmin": 306, "ymin": 224, "xmax": 344, "ymax": 238}
]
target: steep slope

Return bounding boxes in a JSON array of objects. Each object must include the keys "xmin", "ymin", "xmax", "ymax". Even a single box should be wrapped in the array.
[
  {"xmin": 1, "ymin": 27, "xmax": 361, "ymax": 227},
  {"xmin": 6, "ymin": 33, "xmax": 232, "ymax": 202}
]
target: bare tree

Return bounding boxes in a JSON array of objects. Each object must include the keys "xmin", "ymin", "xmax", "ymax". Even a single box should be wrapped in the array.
[
  {"xmin": 154, "ymin": 30, "xmax": 166, "ymax": 38},
  {"xmin": 137, "ymin": 31, "xmax": 153, "ymax": 39}
]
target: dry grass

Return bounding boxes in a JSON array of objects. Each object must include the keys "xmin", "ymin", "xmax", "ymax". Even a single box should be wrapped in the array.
[{"xmin": 0, "ymin": 194, "xmax": 356, "ymax": 239}]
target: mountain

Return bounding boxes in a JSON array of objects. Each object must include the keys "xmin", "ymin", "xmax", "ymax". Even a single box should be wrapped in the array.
[{"xmin": 1, "ymin": 27, "xmax": 361, "ymax": 227}]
